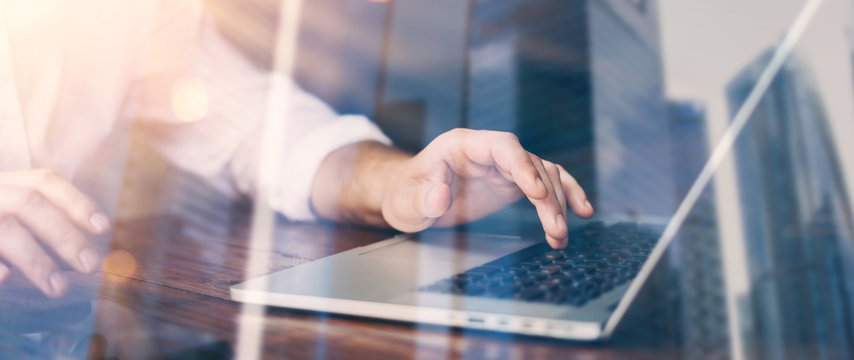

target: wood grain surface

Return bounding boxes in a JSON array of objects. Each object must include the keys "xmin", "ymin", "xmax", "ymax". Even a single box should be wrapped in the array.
[{"xmin": 0, "ymin": 173, "xmax": 680, "ymax": 359}]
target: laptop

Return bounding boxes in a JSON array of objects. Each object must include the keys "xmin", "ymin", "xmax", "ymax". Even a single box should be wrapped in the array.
[
  {"xmin": 232, "ymin": 219, "xmax": 665, "ymax": 340},
  {"xmin": 231, "ymin": 1, "xmax": 852, "ymax": 342}
]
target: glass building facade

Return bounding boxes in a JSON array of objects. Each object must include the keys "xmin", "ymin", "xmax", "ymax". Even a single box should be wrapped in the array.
[{"xmin": 727, "ymin": 49, "xmax": 854, "ymax": 360}]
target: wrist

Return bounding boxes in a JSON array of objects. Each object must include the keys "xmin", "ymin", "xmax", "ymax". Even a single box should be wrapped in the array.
[
  {"xmin": 311, "ymin": 141, "xmax": 411, "ymax": 227},
  {"xmin": 360, "ymin": 144, "xmax": 411, "ymax": 226}
]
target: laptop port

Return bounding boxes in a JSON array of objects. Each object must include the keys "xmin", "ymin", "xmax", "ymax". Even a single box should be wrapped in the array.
[
  {"xmin": 468, "ymin": 315, "xmax": 486, "ymax": 324},
  {"xmin": 521, "ymin": 319, "xmax": 535, "ymax": 329}
]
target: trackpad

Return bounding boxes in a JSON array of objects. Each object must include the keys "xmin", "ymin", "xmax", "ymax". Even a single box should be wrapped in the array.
[{"xmin": 360, "ymin": 231, "xmax": 537, "ymax": 266}]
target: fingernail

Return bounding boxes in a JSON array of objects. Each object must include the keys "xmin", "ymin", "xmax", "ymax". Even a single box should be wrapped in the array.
[
  {"xmin": 584, "ymin": 200, "xmax": 592, "ymax": 209},
  {"xmin": 555, "ymin": 213, "xmax": 566, "ymax": 233},
  {"xmin": 424, "ymin": 183, "xmax": 445, "ymax": 218},
  {"xmin": 89, "ymin": 213, "xmax": 110, "ymax": 233},
  {"xmin": 548, "ymin": 235, "xmax": 567, "ymax": 249},
  {"xmin": 427, "ymin": 184, "xmax": 440, "ymax": 204},
  {"xmin": 79, "ymin": 247, "xmax": 99, "ymax": 273},
  {"xmin": 49, "ymin": 271, "xmax": 68, "ymax": 296}
]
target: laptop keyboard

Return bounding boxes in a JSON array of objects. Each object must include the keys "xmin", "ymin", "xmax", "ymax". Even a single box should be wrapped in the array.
[{"xmin": 420, "ymin": 221, "xmax": 661, "ymax": 307}]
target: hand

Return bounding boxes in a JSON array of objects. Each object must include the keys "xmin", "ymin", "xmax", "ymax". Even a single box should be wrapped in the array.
[
  {"xmin": 0, "ymin": 169, "xmax": 109, "ymax": 297},
  {"xmin": 381, "ymin": 129, "xmax": 594, "ymax": 248}
]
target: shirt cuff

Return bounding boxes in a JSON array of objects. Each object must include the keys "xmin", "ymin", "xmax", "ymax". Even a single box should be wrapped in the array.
[{"xmin": 273, "ymin": 115, "xmax": 392, "ymax": 221}]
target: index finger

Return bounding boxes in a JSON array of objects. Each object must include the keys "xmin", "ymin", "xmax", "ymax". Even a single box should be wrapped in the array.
[
  {"xmin": 557, "ymin": 165, "xmax": 594, "ymax": 218},
  {"xmin": 451, "ymin": 130, "xmax": 549, "ymax": 200},
  {"xmin": 2, "ymin": 170, "xmax": 109, "ymax": 234}
]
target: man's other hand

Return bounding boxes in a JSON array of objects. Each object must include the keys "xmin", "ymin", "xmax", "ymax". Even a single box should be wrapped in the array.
[
  {"xmin": 0, "ymin": 169, "xmax": 109, "ymax": 297},
  {"xmin": 381, "ymin": 129, "xmax": 593, "ymax": 248}
]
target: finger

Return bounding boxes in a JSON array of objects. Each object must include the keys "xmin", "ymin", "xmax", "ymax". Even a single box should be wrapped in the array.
[
  {"xmin": 484, "ymin": 135, "xmax": 548, "ymax": 200},
  {"xmin": 440, "ymin": 130, "xmax": 547, "ymax": 200},
  {"xmin": 526, "ymin": 155, "xmax": 568, "ymax": 248},
  {"xmin": 557, "ymin": 165, "xmax": 594, "ymax": 218},
  {"xmin": 4, "ymin": 187, "xmax": 99, "ymax": 274},
  {"xmin": 544, "ymin": 162, "xmax": 568, "ymax": 248},
  {"xmin": 0, "ymin": 217, "xmax": 69, "ymax": 297},
  {"xmin": 383, "ymin": 178, "xmax": 452, "ymax": 233},
  {"xmin": 419, "ymin": 182, "xmax": 452, "ymax": 219},
  {"xmin": 542, "ymin": 160, "xmax": 569, "ymax": 248},
  {"xmin": 544, "ymin": 161, "xmax": 568, "ymax": 219},
  {"xmin": 1, "ymin": 170, "xmax": 109, "ymax": 234}
]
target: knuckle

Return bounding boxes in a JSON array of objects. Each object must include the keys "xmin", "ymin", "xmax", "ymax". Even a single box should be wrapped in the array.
[
  {"xmin": 435, "ymin": 128, "xmax": 471, "ymax": 148},
  {"xmin": 0, "ymin": 215, "xmax": 19, "ymax": 233},
  {"xmin": 34, "ymin": 168, "xmax": 58, "ymax": 184},
  {"xmin": 18, "ymin": 251, "xmax": 48, "ymax": 276},
  {"xmin": 498, "ymin": 132, "xmax": 519, "ymax": 143},
  {"xmin": 543, "ymin": 160, "xmax": 556, "ymax": 170},
  {"xmin": 559, "ymin": 166, "xmax": 579, "ymax": 184},
  {"xmin": 22, "ymin": 189, "xmax": 46, "ymax": 207},
  {"xmin": 57, "ymin": 226, "xmax": 83, "ymax": 250},
  {"xmin": 445, "ymin": 128, "xmax": 469, "ymax": 140}
]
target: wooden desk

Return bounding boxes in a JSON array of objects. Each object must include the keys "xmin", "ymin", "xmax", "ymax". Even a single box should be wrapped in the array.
[
  {"xmin": 87, "ymin": 197, "xmax": 680, "ymax": 359},
  {"xmin": 0, "ymin": 199, "xmax": 679, "ymax": 359}
]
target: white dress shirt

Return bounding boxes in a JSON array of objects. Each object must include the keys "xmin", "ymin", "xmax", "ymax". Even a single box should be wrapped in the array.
[{"xmin": 0, "ymin": 0, "xmax": 390, "ymax": 221}]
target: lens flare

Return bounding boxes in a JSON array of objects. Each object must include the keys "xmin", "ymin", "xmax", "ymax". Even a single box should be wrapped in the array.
[
  {"xmin": 170, "ymin": 77, "xmax": 209, "ymax": 123},
  {"xmin": 102, "ymin": 250, "xmax": 138, "ymax": 280}
]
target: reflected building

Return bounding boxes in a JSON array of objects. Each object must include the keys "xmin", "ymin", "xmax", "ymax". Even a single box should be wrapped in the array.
[
  {"xmin": 667, "ymin": 101, "xmax": 712, "ymax": 199},
  {"xmin": 374, "ymin": 0, "xmax": 470, "ymax": 153},
  {"xmin": 466, "ymin": 0, "xmax": 674, "ymax": 219},
  {"xmin": 285, "ymin": 0, "xmax": 676, "ymax": 220},
  {"xmin": 295, "ymin": 0, "xmax": 389, "ymax": 117},
  {"xmin": 667, "ymin": 101, "xmax": 729, "ymax": 359},
  {"xmin": 727, "ymin": 50, "xmax": 854, "ymax": 360},
  {"xmin": 211, "ymin": 0, "xmax": 389, "ymax": 118}
]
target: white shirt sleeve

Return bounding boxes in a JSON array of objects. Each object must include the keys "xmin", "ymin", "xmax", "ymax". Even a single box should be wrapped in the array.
[{"xmin": 126, "ymin": 1, "xmax": 391, "ymax": 221}]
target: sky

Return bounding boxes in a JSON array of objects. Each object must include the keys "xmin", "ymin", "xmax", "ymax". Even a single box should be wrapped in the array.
[{"xmin": 658, "ymin": 0, "xmax": 854, "ymax": 168}]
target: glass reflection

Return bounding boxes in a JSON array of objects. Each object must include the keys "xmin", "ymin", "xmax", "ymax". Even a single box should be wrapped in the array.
[
  {"xmin": 0, "ymin": 0, "xmax": 853, "ymax": 358},
  {"xmin": 726, "ymin": 36, "xmax": 854, "ymax": 360}
]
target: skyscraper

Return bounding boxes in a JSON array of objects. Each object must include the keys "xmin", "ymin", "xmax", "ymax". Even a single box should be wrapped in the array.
[
  {"xmin": 295, "ymin": 0, "xmax": 389, "ymax": 117},
  {"xmin": 374, "ymin": 0, "xmax": 470, "ymax": 153},
  {"xmin": 296, "ymin": 0, "xmax": 676, "ymax": 219},
  {"xmin": 727, "ymin": 50, "xmax": 854, "ymax": 360},
  {"xmin": 467, "ymin": 0, "xmax": 674, "ymax": 218},
  {"xmin": 667, "ymin": 101, "xmax": 729, "ymax": 360}
]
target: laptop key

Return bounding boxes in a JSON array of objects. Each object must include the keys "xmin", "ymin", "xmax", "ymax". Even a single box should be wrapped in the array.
[
  {"xmin": 420, "ymin": 221, "xmax": 660, "ymax": 306},
  {"xmin": 516, "ymin": 287, "xmax": 545, "ymax": 301},
  {"xmin": 540, "ymin": 264, "xmax": 563, "ymax": 276},
  {"xmin": 466, "ymin": 266, "xmax": 498, "ymax": 277},
  {"xmin": 529, "ymin": 272, "xmax": 548, "ymax": 281},
  {"xmin": 464, "ymin": 284, "xmax": 487, "ymax": 296},
  {"xmin": 493, "ymin": 273, "xmax": 515, "ymax": 283}
]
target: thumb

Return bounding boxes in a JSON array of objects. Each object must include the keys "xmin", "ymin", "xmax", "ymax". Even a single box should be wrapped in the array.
[
  {"xmin": 383, "ymin": 180, "xmax": 452, "ymax": 233},
  {"xmin": 419, "ymin": 181, "xmax": 452, "ymax": 219}
]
